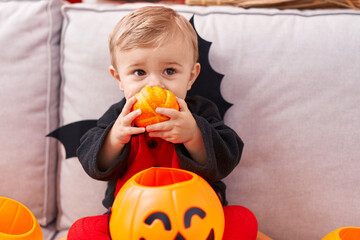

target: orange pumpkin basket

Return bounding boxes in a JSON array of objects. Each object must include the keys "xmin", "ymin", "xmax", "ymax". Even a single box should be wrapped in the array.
[
  {"xmin": 109, "ymin": 167, "xmax": 225, "ymax": 240},
  {"xmin": 0, "ymin": 197, "xmax": 43, "ymax": 240},
  {"xmin": 322, "ymin": 227, "xmax": 360, "ymax": 240}
]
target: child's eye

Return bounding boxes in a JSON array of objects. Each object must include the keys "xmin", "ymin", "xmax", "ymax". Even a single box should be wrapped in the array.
[
  {"xmin": 164, "ymin": 68, "xmax": 175, "ymax": 75},
  {"xmin": 134, "ymin": 70, "xmax": 146, "ymax": 76}
]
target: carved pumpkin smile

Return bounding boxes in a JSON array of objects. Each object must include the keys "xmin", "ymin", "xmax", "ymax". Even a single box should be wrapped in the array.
[
  {"xmin": 109, "ymin": 167, "xmax": 224, "ymax": 240},
  {"xmin": 140, "ymin": 208, "xmax": 215, "ymax": 240}
]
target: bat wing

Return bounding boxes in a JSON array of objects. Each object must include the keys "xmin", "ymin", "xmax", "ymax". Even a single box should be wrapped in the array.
[
  {"xmin": 47, "ymin": 120, "xmax": 97, "ymax": 159},
  {"xmin": 188, "ymin": 16, "xmax": 233, "ymax": 119}
]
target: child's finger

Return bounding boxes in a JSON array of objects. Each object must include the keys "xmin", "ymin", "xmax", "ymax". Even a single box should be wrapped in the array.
[
  {"xmin": 121, "ymin": 96, "xmax": 137, "ymax": 115},
  {"xmin": 155, "ymin": 107, "xmax": 178, "ymax": 119},
  {"xmin": 123, "ymin": 109, "xmax": 141, "ymax": 125},
  {"xmin": 176, "ymin": 97, "xmax": 189, "ymax": 112},
  {"xmin": 127, "ymin": 126, "xmax": 145, "ymax": 135},
  {"xmin": 146, "ymin": 121, "xmax": 171, "ymax": 132},
  {"xmin": 147, "ymin": 131, "xmax": 163, "ymax": 139}
]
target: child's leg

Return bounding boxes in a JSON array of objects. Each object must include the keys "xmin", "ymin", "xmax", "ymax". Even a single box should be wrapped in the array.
[
  {"xmin": 67, "ymin": 214, "xmax": 110, "ymax": 240},
  {"xmin": 223, "ymin": 205, "xmax": 258, "ymax": 240}
]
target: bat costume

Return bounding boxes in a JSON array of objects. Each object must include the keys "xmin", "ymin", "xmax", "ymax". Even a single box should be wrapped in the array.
[{"xmin": 68, "ymin": 95, "xmax": 258, "ymax": 240}]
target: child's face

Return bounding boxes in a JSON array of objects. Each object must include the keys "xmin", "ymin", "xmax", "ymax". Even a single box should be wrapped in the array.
[{"xmin": 110, "ymin": 33, "xmax": 200, "ymax": 100}]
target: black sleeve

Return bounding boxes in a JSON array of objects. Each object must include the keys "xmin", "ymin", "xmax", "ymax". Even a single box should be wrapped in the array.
[
  {"xmin": 175, "ymin": 96, "xmax": 244, "ymax": 183},
  {"xmin": 76, "ymin": 98, "xmax": 131, "ymax": 181},
  {"xmin": 78, "ymin": 96, "xmax": 243, "ymax": 207}
]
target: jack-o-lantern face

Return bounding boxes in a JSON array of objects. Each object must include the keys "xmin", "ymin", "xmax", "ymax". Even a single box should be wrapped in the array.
[
  {"xmin": 109, "ymin": 167, "xmax": 224, "ymax": 240},
  {"xmin": 141, "ymin": 207, "xmax": 213, "ymax": 240}
]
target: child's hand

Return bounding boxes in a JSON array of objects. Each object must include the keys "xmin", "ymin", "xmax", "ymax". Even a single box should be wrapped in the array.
[
  {"xmin": 111, "ymin": 96, "xmax": 146, "ymax": 144},
  {"xmin": 146, "ymin": 97, "xmax": 207, "ymax": 165},
  {"xmin": 98, "ymin": 96, "xmax": 146, "ymax": 171},
  {"xmin": 146, "ymin": 97, "xmax": 197, "ymax": 144}
]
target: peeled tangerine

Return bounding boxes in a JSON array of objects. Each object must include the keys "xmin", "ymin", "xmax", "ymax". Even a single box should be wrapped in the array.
[{"xmin": 132, "ymin": 86, "xmax": 179, "ymax": 127}]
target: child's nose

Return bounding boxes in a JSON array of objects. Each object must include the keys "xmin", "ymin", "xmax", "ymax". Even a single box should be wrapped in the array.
[{"xmin": 148, "ymin": 75, "xmax": 163, "ymax": 88}]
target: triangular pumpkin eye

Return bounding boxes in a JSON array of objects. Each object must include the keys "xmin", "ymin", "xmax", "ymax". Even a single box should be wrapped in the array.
[
  {"xmin": 184, "ymin": 207, "xmax": 206, "ymax": 229},
  {"xmin": 144, "ymin": 212, "xmax": 172, "ymax": 231}
]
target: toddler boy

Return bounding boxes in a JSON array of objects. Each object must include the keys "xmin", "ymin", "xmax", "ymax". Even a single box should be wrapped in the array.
[{"xmin": 68, "ymin": 6, "xmax": 257, "ymax": 240}]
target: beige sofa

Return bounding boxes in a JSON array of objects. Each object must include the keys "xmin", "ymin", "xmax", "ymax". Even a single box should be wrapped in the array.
[{"xmin": 1, "ymin": 0, "xmax": 360, "ymax": 239}]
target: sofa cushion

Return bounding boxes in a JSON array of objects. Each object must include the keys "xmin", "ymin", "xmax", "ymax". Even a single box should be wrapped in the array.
[
  {"xmin": 59, "ymin": 3, "xmax": 360, "ymax": 239},
  {"xmin": 0, "ymin": 0, "xmax": 63, "ymax": 226}
]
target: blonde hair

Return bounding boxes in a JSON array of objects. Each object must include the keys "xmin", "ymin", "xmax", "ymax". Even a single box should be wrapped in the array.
[{"xmin": 109, "ymin": 6, "xmax": 198, "ymax": 67}]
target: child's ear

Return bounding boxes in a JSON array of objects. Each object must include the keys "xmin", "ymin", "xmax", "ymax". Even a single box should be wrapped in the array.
[
  {"xmin": 109, "ymin": 65, "xmax": 119, "ymax": 80},
  {"xmin": 187, "ymin": 62, "xmax": 201, "ymax": 90},
  {"xmin": 109, "ymin": 65, "xmax": 124, "ymax": 91}
]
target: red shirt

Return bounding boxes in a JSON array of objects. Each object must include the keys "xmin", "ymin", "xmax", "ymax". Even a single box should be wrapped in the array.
[{"xmin": 114, "ymin": 133, "xmax": 181, "ymax": 197}]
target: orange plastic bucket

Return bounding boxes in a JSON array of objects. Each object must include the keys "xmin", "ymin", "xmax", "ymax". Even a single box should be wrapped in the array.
[
  {"xmin": 0, "ymin": 197, "xmax": 43, "ymax": 240},
  {"xmin": 322, "ymin": 227, "xmax": 360, "ymax": 240},
  {"xmin": 110, "ymin": 167, "xmax": 225, "ymax": 240}
]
